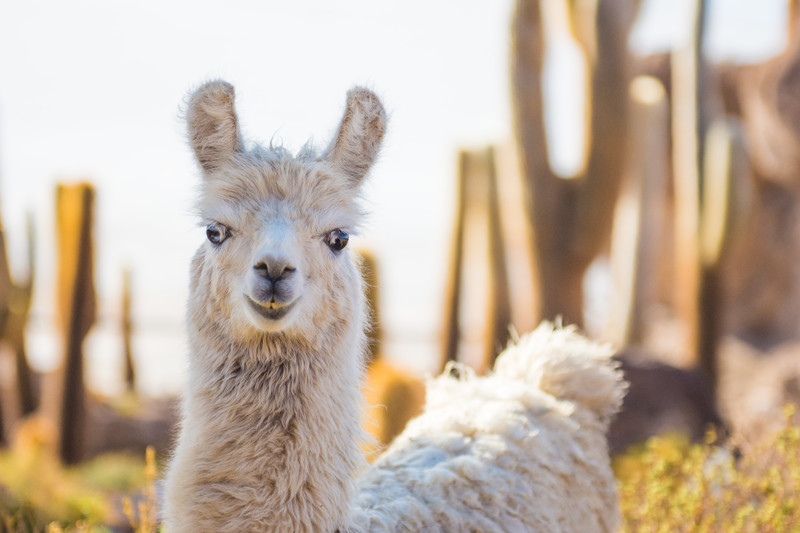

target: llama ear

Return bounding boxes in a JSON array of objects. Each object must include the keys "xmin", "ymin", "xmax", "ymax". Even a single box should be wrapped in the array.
[
  {"xmin": 186, "ymin": 80, "xmax": 244, "ymax": 174},
  {"xmin": 324, "ymin": 88, "xmax": 387, "ymax": 186}
]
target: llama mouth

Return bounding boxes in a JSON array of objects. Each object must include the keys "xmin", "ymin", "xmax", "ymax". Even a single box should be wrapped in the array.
[{"xmin": 246, "ymin": 296, "xmax": 296, "ymax": 321}]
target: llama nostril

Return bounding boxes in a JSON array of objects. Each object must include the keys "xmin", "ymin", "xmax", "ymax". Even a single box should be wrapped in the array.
[{"xmin": 253, "ymin": 257, "xmax": 296, "ymax": 283}]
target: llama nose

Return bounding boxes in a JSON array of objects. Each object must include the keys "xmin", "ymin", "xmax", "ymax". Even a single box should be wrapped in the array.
[{"xmin": 253, "ymin": 255, "xmax": 296, "ymax": 283}]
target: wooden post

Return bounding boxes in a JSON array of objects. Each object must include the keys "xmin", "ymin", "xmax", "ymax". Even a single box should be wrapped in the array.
[
  {"xmin": 122, "ymin": 267, "xmax": 136, "ymax": 392},
  {"xmin": 441, "ymin": 151, "xmax": 468, "ymax": 368},
  {"xmin": 482, "ymin": 146, "xmax": 512, "ymax": 370},
  {"xmin": 56, "ymin": 183, "xmax": 96, "ymax": 465}
]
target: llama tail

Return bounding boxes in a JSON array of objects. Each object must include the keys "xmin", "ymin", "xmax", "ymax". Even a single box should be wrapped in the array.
[{"xmin": 492, "ymin": 321, "xmax": 627, "ymax": 428}]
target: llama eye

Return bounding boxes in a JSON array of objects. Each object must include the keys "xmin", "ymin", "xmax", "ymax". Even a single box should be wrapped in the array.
[
  {"xmin": 206, "ymin": 223, "xmax": 229, "ymax": 245},
  {"xmin": 325, "ymin": 229, "xmax": 349, "ymax": 252}
]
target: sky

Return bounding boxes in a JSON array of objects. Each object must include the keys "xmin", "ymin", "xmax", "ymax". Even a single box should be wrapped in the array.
[{"xmin": 0, "ymin": 0, "xmax": 790, "ymax": 396}]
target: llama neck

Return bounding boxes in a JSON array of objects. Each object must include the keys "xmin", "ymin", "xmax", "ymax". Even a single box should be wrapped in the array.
[{"xmin": 166, "ymin": 313, "xmax": 366, "ymax": 533}]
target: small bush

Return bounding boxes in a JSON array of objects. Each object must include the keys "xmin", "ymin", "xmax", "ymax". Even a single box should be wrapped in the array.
[
  {"xmin": 0, "ymin": 445, "xmax": 109, "ymax": 532},
  {"xmin": 0, "ymin": 438, "xmax": 155, "ymax": 532},
  {"xmin": 616, "ymin": 405, "xmax": 800, "ymax": 532}
]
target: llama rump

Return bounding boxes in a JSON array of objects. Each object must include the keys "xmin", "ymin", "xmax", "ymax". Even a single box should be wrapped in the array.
[{"xmin": 163, "ymin": 80, "xmax": 627, "ymax": 533}]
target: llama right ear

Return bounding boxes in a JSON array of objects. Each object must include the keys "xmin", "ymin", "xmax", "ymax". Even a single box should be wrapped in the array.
[
  {"xmin": 323, "ymin": 88, "xmax": 387, "ymax": 186},
  {"xmin": 187, "ymin": 80, "xmax": 244, "ymax": 174}
]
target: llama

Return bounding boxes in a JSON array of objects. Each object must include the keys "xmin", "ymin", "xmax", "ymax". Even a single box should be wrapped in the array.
[{"xmin": 163, "ymin": 80, "xmax": 627, "ymax": 532}]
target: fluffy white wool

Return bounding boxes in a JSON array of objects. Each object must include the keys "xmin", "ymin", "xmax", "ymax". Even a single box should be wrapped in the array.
[{"xmin": 349, "ymin": 323, "xmax": 625, "ymax": 533}]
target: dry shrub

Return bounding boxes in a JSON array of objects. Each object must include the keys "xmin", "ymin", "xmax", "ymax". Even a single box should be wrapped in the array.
[{"xmin": 616, "ymin": 405, "xmax": 800, "ymax": 532}]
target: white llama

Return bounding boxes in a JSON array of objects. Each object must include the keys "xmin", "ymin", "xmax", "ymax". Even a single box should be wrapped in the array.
[{"xmin": 163, "ymin": 80, "xmax": 627, "ymax": 533}]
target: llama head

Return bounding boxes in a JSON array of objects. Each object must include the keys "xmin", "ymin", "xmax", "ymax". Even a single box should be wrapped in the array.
[{"xmin": 186, "ymin": 80, "xmax": 386, "ymax": 343}]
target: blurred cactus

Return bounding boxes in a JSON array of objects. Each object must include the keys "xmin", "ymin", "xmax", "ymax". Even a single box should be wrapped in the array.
[
  {"xmin": 669, "ymin": 0, "xmax": 755, "ymax": 388},
  {"xmin": 697, "ymin": 118, "xmax": 751, "ymax": 388},
  {"xmin": 122, "ymin": 267, "xmax": 136, "ymax": 392},
  {"xmin": 670, "ymin": 0, "xmax": 710, "ymax": 364},
  {"xmin": 55, "ymin": 183, "xmax": 96, "ymax": 465},
  {"xmin": 511, "ymin": 0, "xmax": 638, "ymax": 326},
  {"xmin": 0, "ymin": 210, "xmax": 36, "ymax": 445},
  {"xmin": 609, "ymin": 75, "xmax": 669, "ymax": 345}
]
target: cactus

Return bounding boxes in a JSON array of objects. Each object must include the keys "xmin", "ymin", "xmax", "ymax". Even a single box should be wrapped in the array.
[
  {"xmin": 510, "ymin": 0, "xmax": 637, "ymax": 326},
  {"xmin": 609, "ymin": 75, "xmax": 669, "ymax": 345},
  {"xmin": 55, "ymin": 182, "xmax": 96, "ymax": 465},
  {"xmin": 670, "ymin": 0, "xmax": 710, "ymax": 364},
  {"xmin": 697, "ymin": 118, "xmax": 751, "ymax": 388}
]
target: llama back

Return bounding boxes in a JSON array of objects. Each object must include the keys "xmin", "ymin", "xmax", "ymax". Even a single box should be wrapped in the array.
[{"xmin": 349, "ymin": 322, "xmax": 625, "ymax": 532}]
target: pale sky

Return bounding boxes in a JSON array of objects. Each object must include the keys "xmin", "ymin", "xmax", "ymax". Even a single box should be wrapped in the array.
[{"xmin": 0, "ymin": 0, "xmax": 789, "ymax": 395}]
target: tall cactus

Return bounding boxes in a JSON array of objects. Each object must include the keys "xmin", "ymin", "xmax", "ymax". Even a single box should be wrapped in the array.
[
  {"xmin": 609, "ymin": 75, "xmax": 669, "ymax": 345},
  {"xmin": 55, "ymin": 182, "xmax": 96, "ymax": 464},
  {"xmin": 671, "ymin": 0, "xmax": 710, "ymax": 363},
  {"xmin": 511, "ymin": 0, "xmax": 637, "ymax": 326},
  {"xmin": 697, "ymin": 118, "xmax": 751, "ymax": 388}
]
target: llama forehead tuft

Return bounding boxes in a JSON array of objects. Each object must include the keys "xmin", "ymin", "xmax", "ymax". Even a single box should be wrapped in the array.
[{"xmin": 197, "ymin": 148, "xmax": 365, "ymax": 233}]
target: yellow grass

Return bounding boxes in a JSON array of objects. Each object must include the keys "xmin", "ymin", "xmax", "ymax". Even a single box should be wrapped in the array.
[
  {"xmin": 616, "ymin": 405, "xmax": 800, "ymax": 532},
  {"xmin": 3, "ymin": 407, "xmax": 800, "ymax": 532}
]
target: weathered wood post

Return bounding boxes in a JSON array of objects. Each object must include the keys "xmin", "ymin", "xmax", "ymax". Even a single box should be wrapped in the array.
[
  {"xmin": 440, "ymin": 148, "xmax": 513, "ymax": 372},
  {"xmin": 121, "ymin": 267, "xmax": 135, "ymax": 392},
  {"xmin": 482, "ymin": 146, "xmax": 512, "ymax": 371},
  {"xmin": 55, "ymin": 183, "xmax": 96, "ymax": 464},
  {"xmin": 441, "ymin": 151, "xmax": 468, "ymax": 367}
]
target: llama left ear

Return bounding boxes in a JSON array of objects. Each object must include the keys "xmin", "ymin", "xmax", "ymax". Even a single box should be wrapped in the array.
[
  {"xmin": 187, "ymin": 80, "xmax": 244, "ymax": 175},
  {"xmin": 324, "ymin": 88, "xmax": 387, "ymax": 186}
]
